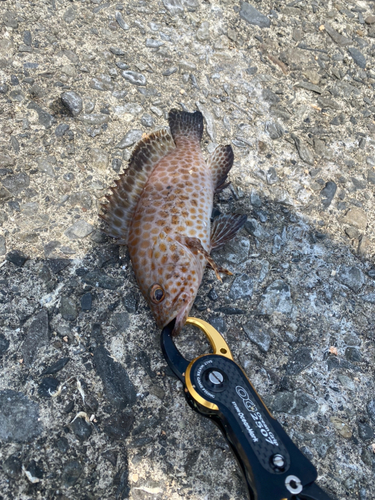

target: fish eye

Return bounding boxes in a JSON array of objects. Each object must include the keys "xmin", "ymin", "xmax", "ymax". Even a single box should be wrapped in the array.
[{"xmin": 149, "ymin": 284, "xmax": 165, "ymax": 304}]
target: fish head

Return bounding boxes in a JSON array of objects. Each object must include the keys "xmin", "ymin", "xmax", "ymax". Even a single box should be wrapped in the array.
[{"xmin": 144, "ymin": 236, "xmax": 202, "ymax": 336}]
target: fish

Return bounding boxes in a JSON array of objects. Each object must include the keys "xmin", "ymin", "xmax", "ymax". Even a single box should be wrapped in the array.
[{"xmin": 100, "ymin": 109, "xmax": 247, "ymax": 335}]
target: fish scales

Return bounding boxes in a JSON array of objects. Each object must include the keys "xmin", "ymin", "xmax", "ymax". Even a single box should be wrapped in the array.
[{"xmin": 101, "ymin": 109, "xmax": 246, "ymax": 335}]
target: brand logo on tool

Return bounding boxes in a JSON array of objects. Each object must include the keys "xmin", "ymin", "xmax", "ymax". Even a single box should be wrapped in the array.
[
  {"xmin": 235, "ymin": 385, "xmax": 279, "ymax": 447},
  {"xmin": 236, "ymin": 385, "xmax": 257, "ymax": 412}
]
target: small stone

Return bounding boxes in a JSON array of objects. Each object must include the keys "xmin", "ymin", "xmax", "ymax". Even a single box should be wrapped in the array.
[
  {"xmin": 3, "ymin": 11, "xmax": 18, "ymax": 29},
  {"xmin": 102, "ymin": 410, "xmax": 135, "ymax": 440},
  {"xmin": 78, "ymin": 114, "xmax": 109, "ymax": 126},
  {"xmin": 2, "ymin": 172, "xmax": 30, "ymax": 195},
  {"xmin": 337, "ymin": 266, "xmax": 365, "ymax": 293},
  {"xmin": 292, "ymin": 135, "xmax": 314, "ymax": 165},
  {"xmin": 55, "ymin": 123, "xmax": 70, "ymax": 137},
  {"xmin": 3, "ymin": 456, "xmax": 22, "ymax": 478},
  {"xmin": 93, "ymin": 345, "xmax": 137, "ymax": 409},
  {"xmin": 0, "ymin": 235, "xmax": 6, "ymax": 255},
  {"xmin": 0, "ymin": 333, "xmax": 10, "ymax": 356},
  {"xmin": 320, "ymin": 181, "xmax": 337, "ymax": 208},
  {"xmin": 0, "ymin": 154, "xmax": 15, "ymax": 167},
  {"xmin": 117, "ymin": 129, "xmax": 143, "ymax": 148},
  {"xmin": 89, "ymin": 148, "xmax": 109, "ymax": 170},
  {"xmin": 358, "ymin": 422, "xmax": 374, "ymax": 441},
  {"xmin": 243, "ymin": 322, "xmax": 271, "ymax": 353},
  {"xmin": 345, "ymin": 347, "xmax": 362, "ymax": 362},
  {"xmin": 342, "ymin": 208, "xmax": 367, "ymax": 230},
  {"xmin": 250, "ymin": 190, "xmax": 262, "ymax": 207},
  {"xmin": 6, "ymin": 250, "xmax": 28, "ymax": 267},
  {"xmin": 61, "ymin": 91, "xmax": 83, "ymax": 117},
  {"xmin": 368, "ymin": 399, "xmax": 375, "ymax": 422},
  {"xmin": 146, "ymin": 39, "xmax": 164, "ymax": 48},
  {"xmin": 0, "ymin": 83, "xmax": 8, "ymax": 94},
  {"xmin": 21, "ymin": 309, "xmax": 49, "ymax": 366},
  {"xmin": 38, "ymin": 377, "xmax": 60, "ymax": 398},
  {"xmin": 41, "ymin": 357, "xmax": 70, "ymax": 375},
  {"xmin": 121, "ymin": 71, "xmax": 147, "ymax": 86},
  {"xmin": 294, "ymin": 81, "xmax": 322, "ymax": 94},
  {"xmin": 330, "ymin": 417, "xmax": 352, "ymax": 439},
  {"xmin": 65, "ymin": 220, "xmax": 95, "ymax": 240},
  {"xmin": 81, "ymin": 270, "xmax": 122, "ymax": 290},
  {"xmin": 367, "ymin": 169, "xmax": 375, "ymax": 185},
  {"xmin": 229, "ymin": 274, "xmax": 253, "ymax": 300},
  {"xmin": 37, "ymin": 156, "xmax": 56, "ymax": 177},
  {"xmin": 258, "ymin": 280, "xmax": 293, "ymax": 315},
  {"xmin": 27, "ymin": 101, "xmax": 55, "ymax": 128},
  {"xmin": 123, "ymin": 291, "xmax": 139, "ymax": 313},
  {"xmin": 115, "ymin": 11, "xmax": 130, "ymax": 31},
  {"xmin": 0, "ymin": 390, "xmax": 42, "ymax": 442},
  {"xmin": 141, "ymin": 113, "xmax": 154, "ymax": 127},
  {"xmin": 63, "ymin": 6, "xmax": 76, "ymax": 24},
  {"xmin": 81, "ymin": 293, "xmax": 92, "ymax": 311},
  {"xmin": 61, "ymin": 460, "xmax": 83, "ymax": 488},
  {"xmin": 71, "ymin": 416, "xmax": 92, "ymax": 441},
  {"xmin": 286, "ymin": 348, "xmax": 313, "ymax": 374},
  {"xmin": 361, "ymin": 293, "xmax": 375, "ymax": 304},
  {"xmin": 111, "ymin": 312, "xmax": 130, "ymax": 332},
  {"xmin": 324, "ymin": 23, "xmax": 352, "ymax": 46},
  {"xmin": 208, "ymin": 316, "xmax": 227, "ymax": 334},
  {"xmin": 60, "ymin": 296, "xmax": 78, "ymax": 321},
  {"xmin": 348, "ymin": 47, "xmax": 366, "ymax": 69},
  {"xmin": 266, "ymin": 121, "xmax": 283, "ymax": 140},
  {"xmin": 265, "ymin": 390, "xmax": 318, "ymax": 417},
  {"xmin": 162, "ymin": 67, "xmax": 177, "ymax": 76},
  {"xmin": 239, "ymin": 2, "xmax": 271, "ymax": 28},
  {"xmin": 365, "ymin": 15, "xmax": 375, "ymax": 24}
]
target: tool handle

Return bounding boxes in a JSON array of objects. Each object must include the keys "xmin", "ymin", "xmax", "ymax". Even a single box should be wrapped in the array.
[{"xmin": 185, "ymin": 354, "xmax": 332, "ymax": 500}]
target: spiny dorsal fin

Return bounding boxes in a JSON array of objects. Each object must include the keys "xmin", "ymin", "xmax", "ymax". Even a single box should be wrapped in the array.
[
  {"xmin": 100, "ymin": 128, "xmax": 175, "ymax": 244},
  {"xmin": 211, "ymin": 213, "xmax": 247, "ymax": 250},
  {"xmin": 208, "ymin": 145, "xmax": 234, "ymax": 193},
  {"xmin": 168, "ymin": 109, "xmax": 204, "ymax": 145}
]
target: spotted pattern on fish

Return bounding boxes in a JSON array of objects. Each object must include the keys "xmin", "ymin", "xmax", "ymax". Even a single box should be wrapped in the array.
[{"xmin": 100, "ymin": 109, "xmax": 246, "ymax": 335}]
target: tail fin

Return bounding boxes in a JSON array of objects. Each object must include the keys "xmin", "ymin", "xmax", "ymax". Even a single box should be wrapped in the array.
[{"xmin": 168, "ymin": 109, "xmax": 204, "ymax": 144}]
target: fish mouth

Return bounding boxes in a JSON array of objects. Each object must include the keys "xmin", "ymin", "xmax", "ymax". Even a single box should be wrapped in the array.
[{"xmin": 163, "ymin": 300, "xmax": 192, "ymax": 337}]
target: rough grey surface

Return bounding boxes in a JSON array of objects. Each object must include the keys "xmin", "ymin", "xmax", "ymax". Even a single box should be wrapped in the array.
[{"xmin": 0, "ymin": 1, "xmax": 375, "ymax": 499}]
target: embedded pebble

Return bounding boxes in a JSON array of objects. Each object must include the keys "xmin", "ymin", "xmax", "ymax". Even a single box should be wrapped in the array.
[
  {"xmin": 61, "ymin": 91, "xmax": 83, "ymax": 117},
  {"xmin": 0, "ymin": 390, "xmax": 42, "ymax": 442},
  {"xmin": 229, "ymin": 274, "xmax": 253, "ymax": 300},
  {"xmin": 243, "ymin": 322, "xmax": 271, "ymax": 353},
  {"xmin": 337, "ymin": 266, "xmax": 365, "ymax": 293},
  {"xmin": 239, "ymin": 2, "xmax": 271, "ymax": 28},
  {"xmin": 258, "ymin": 280, "xmax": 293, "ymax": 315},
  {"xmin": 93, "ymin": 346, "xmax": 137, "ymax": 409}
]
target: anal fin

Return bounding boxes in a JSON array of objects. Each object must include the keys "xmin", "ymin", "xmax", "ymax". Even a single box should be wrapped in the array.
[
  {"xmin": 209, "ymin": 145, "xmax": 234, "ymax": 193},
  {"xmin": 211, "ymin": 214, "xmax": 247, "ymax": 250}
]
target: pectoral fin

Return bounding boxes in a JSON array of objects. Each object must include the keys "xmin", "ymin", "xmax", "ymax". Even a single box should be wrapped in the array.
[
  {"xmin": 211, "ymin": 214, "xmax": 247, "ymax": 250},
  {"xmin": 184, "ymin": 236, "xmax": 232, "ymax": 282}
]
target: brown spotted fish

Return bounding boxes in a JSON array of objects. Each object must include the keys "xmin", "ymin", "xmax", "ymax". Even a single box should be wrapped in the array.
[{"xmin": 100, "ymin": 109, "xmax": 246, "ymax": 335}]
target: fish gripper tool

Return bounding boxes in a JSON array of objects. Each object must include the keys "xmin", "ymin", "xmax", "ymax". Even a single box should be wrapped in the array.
[{"xmin": 161, "ymin": 317, "xmax": 335, "ymax": 500}]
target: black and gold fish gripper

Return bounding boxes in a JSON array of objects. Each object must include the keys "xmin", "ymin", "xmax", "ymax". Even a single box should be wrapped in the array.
[{"xmin": 161, "ymin": 317, "xmax": 335, "ymax": 500}]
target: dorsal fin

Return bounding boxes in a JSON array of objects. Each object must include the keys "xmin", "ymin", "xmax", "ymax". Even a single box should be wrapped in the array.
[
  {"xmin": 100, "ymin": 128, "xmax": 175, "ymax": 244},
  {"xmin": 168, "ymin": 109, "xmax": 203, "ymax": 145}
]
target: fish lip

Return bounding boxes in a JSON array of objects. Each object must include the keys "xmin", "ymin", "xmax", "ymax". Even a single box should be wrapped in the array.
[{"xmin": 162, "ymin": 300, "xmax": 191, "ymax": 336}]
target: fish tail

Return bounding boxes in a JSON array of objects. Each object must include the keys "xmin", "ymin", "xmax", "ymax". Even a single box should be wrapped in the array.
[{"xmin": 168, "ymin": 109, "xmax": 203, "ymax": 144}]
